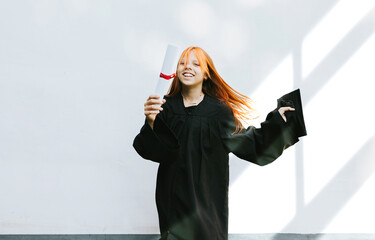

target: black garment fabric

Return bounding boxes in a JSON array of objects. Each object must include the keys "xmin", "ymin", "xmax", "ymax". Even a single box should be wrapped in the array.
[{"xmin": 133, "ymin": 89, "xmax": 307, "ymax": 240}]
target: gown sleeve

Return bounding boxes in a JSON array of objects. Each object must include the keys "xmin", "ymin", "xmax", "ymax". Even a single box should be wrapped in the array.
[
  {"xmin": 133, "ymin": 100, "xmax": 179, "ymax": 164},
  {"xmin": 220, "ymin": 89, "xmax": 307, "ymax": 166}
]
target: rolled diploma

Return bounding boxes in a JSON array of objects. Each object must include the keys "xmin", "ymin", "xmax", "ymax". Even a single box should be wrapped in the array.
[{"xmin": 154, "ymin": 44, "xmax": 179, "ymax": 100}]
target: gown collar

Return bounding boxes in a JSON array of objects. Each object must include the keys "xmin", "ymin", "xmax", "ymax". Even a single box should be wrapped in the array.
[{"xmin": 177, "ymin": 92, "xmax": 207, "ymax": 115}]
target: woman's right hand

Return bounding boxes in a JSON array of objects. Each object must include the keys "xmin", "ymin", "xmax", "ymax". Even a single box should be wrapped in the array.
[{"xmin": 144, "ymin": 94, "xmax": 166, "ymax": 129}]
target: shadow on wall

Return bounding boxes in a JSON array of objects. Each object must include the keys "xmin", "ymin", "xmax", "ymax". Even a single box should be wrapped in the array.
[
  {"xmin": 229, "ymin": 0, "xmax": 375, "ymax": 234},
  {"xmin": 272, "ymin": 135, "xmax": 375, "ymax": 237}
]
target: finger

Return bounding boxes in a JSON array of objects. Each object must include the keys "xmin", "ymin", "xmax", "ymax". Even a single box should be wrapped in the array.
[
  {"xmin": 285, "ymin": 107, "xmax": 295, "ymax": 111},
  {"xmin": 147, "ymin": 99, "xmax": 164, "ymax": 104},
  {"xmin": 280, "ymin": 106, "xmax": 295, "ymax": 112},
  {"xmin": 145, "ymin": 105, "xmax": 163, "ymax": 111},
  {"xmin": 145, "ymin": 110, "xmax": 160, "ymax": 115},
  {"xmin": 145, "ymin": 108, "xmax": 163, "ymax": 113},
  {"xmin": 144, "ymin": 100, "xmax": 163, "ymax": 107},
  {"xmin": 146, "ymin": 99, "xmax": 163, "ymax": 106},
  {"xmin": 147, "ymin": 94, "xmax": 161, "ymax": 100}
]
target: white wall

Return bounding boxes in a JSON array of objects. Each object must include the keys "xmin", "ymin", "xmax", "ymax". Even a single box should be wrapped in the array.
[{"xmin": 0, "ymin": 0, "xmax": 374, "ymax": 234}]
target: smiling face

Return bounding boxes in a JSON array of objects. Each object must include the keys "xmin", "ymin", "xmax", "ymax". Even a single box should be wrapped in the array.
[{"xmin": 177, "ymin": 50, "xmax": 206, "ymax": 89}]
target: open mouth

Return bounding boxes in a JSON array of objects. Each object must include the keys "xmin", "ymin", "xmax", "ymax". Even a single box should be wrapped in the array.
[{"xmin": 183, "ymin": 72, "xmax": 194, "ymax": 77}]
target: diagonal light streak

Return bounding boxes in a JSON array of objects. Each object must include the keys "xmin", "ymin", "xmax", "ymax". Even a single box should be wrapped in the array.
[
  {"xmin": 272, "ymin": 135, "xmax": 375, "ymax": 236},
  {"xmin": 302, "ymin": 6, "xmax": 375, "ymax": 104},
  {"xmin": 302, "ymin": 0, "xmax": 375, "ymax": 79}
]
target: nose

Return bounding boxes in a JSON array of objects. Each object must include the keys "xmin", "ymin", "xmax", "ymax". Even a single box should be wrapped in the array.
[{"xmin": 184, "ymin": 63, "xmax": 192, "ymax": 70}]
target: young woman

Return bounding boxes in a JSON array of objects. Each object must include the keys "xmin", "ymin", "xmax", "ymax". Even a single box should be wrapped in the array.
[{"xmin": 133, "ymin": 46, "xmax": 306, "ymax": 240}]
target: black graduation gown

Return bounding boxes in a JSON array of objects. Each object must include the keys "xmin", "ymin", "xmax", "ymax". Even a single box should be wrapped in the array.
[{"xmin": 133, "ymin": 89, "xmax": 307, "ymax": 240}]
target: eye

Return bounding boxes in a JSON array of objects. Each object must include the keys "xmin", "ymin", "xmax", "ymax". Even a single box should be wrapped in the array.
[{"xmin": 193, "ymin": 62, "xmax": 200, "ymax": 66}]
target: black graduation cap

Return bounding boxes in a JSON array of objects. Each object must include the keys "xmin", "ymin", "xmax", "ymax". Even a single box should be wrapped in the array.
[{"xmin": 277, "ymin": 88, "xmax": 307, "ymax": 138}]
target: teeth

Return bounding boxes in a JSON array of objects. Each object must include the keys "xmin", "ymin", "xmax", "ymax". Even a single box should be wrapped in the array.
[{"xmin": 184, "ymin": 73, "xmax": 193, "ymax": 77}]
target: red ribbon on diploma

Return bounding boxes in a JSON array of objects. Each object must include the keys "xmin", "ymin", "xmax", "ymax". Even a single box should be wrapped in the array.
[{"xmin": 160, "ymin": 72, "xmax": 176, "ymax": 80}]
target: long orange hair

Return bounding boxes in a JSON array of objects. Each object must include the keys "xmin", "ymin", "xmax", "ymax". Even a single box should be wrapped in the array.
[{"xmin": 167, "ymin": 46, "xmax": 257, "ymax": 133}]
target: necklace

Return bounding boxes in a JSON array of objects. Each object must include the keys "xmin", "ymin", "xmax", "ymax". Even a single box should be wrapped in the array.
[{"xmin": 181, "ymin": 93, "xmax": 204, "ymax": 105}]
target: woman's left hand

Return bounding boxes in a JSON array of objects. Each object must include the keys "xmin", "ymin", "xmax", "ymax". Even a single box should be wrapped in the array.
[{"xmin": 278, "ymin": 107, "xmax": 295, "ymax": 122}]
